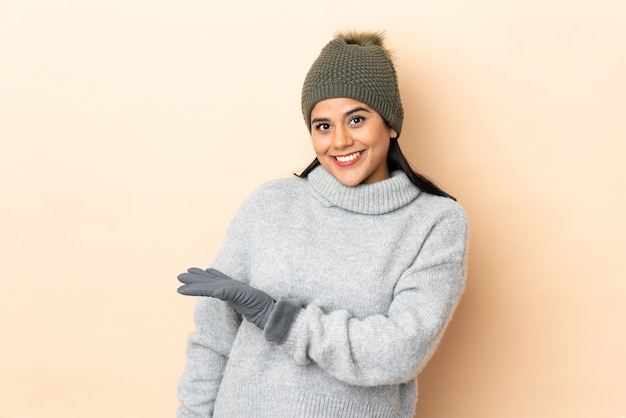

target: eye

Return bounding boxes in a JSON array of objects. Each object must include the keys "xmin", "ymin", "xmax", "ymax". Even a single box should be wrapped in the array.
[
  {"xmin": 314, "ymin": 123, "xmax": 331, "ymax": 132},
  {"xmin": 349, "ymin": 116, "xmax": 365, "ymax": 125}
]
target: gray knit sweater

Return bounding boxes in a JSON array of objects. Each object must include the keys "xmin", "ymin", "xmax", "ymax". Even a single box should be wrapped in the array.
[{"xmin": 177, "ymin": 166, "xmax": 468, "ymax": 418}]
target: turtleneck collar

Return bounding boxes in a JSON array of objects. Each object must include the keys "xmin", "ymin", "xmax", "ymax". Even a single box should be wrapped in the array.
[{"xmin": 307, "ymin": 166, "xmax": 420, "ymax": 215}]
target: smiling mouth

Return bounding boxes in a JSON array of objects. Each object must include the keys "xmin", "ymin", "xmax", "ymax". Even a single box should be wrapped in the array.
[{"xmin": 333, "ymin": 151, "xmax": 363, "ymax": 166}]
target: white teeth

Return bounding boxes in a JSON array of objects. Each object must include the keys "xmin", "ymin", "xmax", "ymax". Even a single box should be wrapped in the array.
[{"xmin": 335, "ymin": 151, "xmax": 361, "ymax": 163}]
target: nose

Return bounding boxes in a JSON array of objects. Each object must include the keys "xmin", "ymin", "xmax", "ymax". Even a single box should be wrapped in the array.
[{"xmin": 331, "ymin": 125, "xmax": 353, "ymax": 149}]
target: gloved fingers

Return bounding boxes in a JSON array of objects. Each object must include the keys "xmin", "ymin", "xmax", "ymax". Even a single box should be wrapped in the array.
[
  {"xmin": 177, "ymin": 271, "xmax": 210, "ymax": 285},
  {"xmin": 204, "ymin": 268, "xmax": 234, "ymax": 281},
  {"xmin": 177, "ymin": 282, "xmax": 227, "ymax": 297},
  {"xmin": 177, "ymin": 267, "xmax": 233, "ymax": 285},
  {"xmin": 177, "ymin": 283, "xmax": 212, "ymax": 296}
]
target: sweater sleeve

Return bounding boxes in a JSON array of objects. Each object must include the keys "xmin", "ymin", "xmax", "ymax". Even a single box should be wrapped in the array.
[
  {"xmin": 176, "ymin": 298, "xmax": 240, "ymax": 417},
  {"xmin": 177, "ymin": 196, "xmax": 256, "ymax": 417},
  {"xmin": 264, "ymin": 204, "xmax": 468, "ymax": 387}
]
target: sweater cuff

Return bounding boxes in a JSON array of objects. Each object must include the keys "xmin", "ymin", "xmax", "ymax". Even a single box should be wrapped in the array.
[{"xmin": 263, "ymin": 298, "xmax": 301, "ymax": 344}]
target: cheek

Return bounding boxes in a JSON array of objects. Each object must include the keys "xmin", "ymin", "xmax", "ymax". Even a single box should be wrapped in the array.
[
  {"xmin": 367, "ymin": 132, "xmax": 390, "ymax": 152},
  {"xmin": 311, "ymin": 136, "xmax": 328, "ymax": 155}
]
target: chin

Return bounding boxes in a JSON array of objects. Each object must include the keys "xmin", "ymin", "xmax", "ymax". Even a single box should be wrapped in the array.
[
  {"xmin": 335, "ymin": 174, "xmax": 365, "ymax": 187},
  {"xmin": 320, "ymin": 162, "xmax": 367, "ymax": 186}
]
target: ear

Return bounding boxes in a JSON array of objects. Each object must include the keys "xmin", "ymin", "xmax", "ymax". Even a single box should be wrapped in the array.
[{"xmin": 389, "ymin": 128, "xmax": 398, "ymax": 139}]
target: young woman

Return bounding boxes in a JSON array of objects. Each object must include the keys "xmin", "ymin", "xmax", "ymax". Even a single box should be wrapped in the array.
[{"xmin": 176, "ymin": 31, "xmax": 468, "ymax": 418}]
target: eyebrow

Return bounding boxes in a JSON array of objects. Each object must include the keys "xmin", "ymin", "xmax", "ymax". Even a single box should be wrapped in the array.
[{"xmin": 311, "ymin": 106, "xmax": 371, "ymax": 124}]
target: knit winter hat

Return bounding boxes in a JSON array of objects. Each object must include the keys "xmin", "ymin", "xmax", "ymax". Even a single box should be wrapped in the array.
[{"xmin": 301, "ymin": 31, "xmax": 404, "ymax": 136}]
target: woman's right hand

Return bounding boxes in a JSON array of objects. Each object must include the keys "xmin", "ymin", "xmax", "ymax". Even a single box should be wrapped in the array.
[{"xmin": 177, "ymin": 268, "xmax": 276, "ymax": 330}]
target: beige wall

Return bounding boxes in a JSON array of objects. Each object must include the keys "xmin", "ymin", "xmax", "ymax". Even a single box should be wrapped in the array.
[{"xmin": 1, "ymin": 0, "xmax": 624, "ymax": 417}]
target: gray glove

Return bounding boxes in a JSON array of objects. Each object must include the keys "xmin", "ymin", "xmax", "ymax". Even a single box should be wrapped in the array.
[{"xmin": 177, "ymin": 268, "xmax": 275, "ymax": 330}]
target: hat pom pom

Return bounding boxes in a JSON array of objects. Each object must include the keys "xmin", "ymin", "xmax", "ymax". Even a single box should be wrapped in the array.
[{"xmin": 334, "ymin": 30, "xmax": 394, "ymax": 59}]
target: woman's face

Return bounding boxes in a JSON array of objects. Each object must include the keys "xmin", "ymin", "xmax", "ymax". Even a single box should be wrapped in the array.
[{"xmin": 310, "ymin": 98, "xmax": 397, "ymax": 187}]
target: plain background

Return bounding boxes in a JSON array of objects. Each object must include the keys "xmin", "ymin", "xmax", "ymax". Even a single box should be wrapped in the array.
[{"xmin": 1, "ymin": 0, "xmax": 625, "ymax": 417}]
